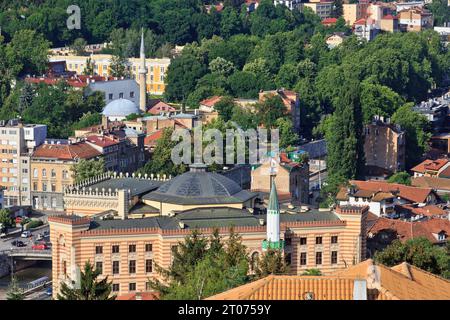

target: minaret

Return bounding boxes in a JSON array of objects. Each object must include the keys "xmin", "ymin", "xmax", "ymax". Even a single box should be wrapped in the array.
[
  {"xmin": 138, "ymin": 28, "xmax": 147, "ymax": 113},
  {"xmin": 263, "ymin": 179, "xmax": 284, "ymax": 251}
]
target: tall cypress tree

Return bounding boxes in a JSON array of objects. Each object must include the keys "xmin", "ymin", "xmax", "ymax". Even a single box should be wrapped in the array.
[{"xmin": 325, "ymin": 79, "xmax": 365, "ymax": 195}]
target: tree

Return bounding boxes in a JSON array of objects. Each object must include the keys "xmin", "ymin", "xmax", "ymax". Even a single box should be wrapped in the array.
[
  {"xmin": 18, "ymin": 82, "xmax": 34, "ymax": 113},
  {"xmin": 301, "ymin": 268, "xmax": 322, "ymax": 276},
  {"xmin": 82, "ymin": 57, "xmax": 95, "ymax": 76},
  {"xmin": 164, "ymin": 53, "xmax": 208, "ymax": 103},
  {"xmin": 427, "ymin": 0, "xmax": 450, "ymax": 26},
  {"xmin": 391, "ymin": 103, "xmax": 431, "ymax": 169},
  {"xmin": 325, "ymin": 79, "xmax": 365, "ymax": 197},
  {"xmin": 5, "ymin": 29, "xmax": 51, "ymax": 77},
  {"xmin": 387, "ymin": 172, "xmax": 411, "ymax": 186},
  {"xmin": 109, "ymin": 55, "xmax": 130, "ymax": 78},
  {"xmin": 374, "ymin": 237, "xmax": 450, "ymax": 279},
  {"xmin": 214, "ymin": 96, "xmax": 236, "ymax": 122},
  {"xmin": 0, "ymin": 208, "xmax": 14, "ymax": 229},
  {"xmin": 255, "ymin": 249, "xmax": 289, "ymax": 278},
  {"xmin": 256, "ymin": 95, "xmax": 287, "ymax": 129},
  {"xmin": 71, "ymin": 158, "xmax": 105, "ymax": 184},
  {"xmin": 209, "ymin": 57, "xmax": 236, "ymax": 77},
  {"xmin": 138, "ymin": 127, "xmax": 187, "ymax": 177},
  {"xmin": 148, "ymin": 228, "xmax": 250, "ymax": 300},
  {"xmin": 275, "ymin": 117, "xmax": 299, "ymax": 149},
  {"xmin": 70, "ymin": 38, "xmax": 88, "ymax": 56},
  {"xmin": 6, "ymin": 276, "xmax": 24, "ymax": 300},
  {"xmin": 57, "ymin": 261, "xmax": 116, "ymax": 300}
]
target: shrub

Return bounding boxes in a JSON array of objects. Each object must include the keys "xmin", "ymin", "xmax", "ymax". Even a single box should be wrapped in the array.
[{"xmin": 25, "ymin": 220, "xmax": 43, "ymax": 229}]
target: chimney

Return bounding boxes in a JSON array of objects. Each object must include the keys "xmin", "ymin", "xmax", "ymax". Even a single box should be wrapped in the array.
[
  {"xmin": 353, "ymin": 279, "xmax": 367, "ymax": 300},
  {"xmin": 102, "ymin": 115, "xmax": 109, "ymax": 130},
  {"xmin": 117, "ymin": 189, "xmax": 129, "ymax": 220}
]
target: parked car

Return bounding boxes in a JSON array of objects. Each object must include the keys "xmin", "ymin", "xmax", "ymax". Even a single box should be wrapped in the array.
[
  {"xmin": 15, "ymin": 216, "xmax": 23, "ymax": 224},
  {"xmin": 32, "ymin": 243, "xmax": 48, "ymax": 250},
  {"xmin": 11, "ymin": 240, "xmax": 26, "ymax": 247},
  {"xmin": 43, "ymin": 231, "xmax": 50, "ymax": 238},
  {"xmin": 45, "ymin": 287, "xmax": 52, "ymax": 296},
  {"xmin": 36, "ymin": 234, "xmax": 43, "ymax": 241},
  {"xmin": 20, "ymin": 231, "xmax": 32, "ymax": 238}
]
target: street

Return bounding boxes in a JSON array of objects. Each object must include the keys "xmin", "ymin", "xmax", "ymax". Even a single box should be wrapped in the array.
[{"xmin": 0, "ymin": 225, "xmax": 50, "ymax": 252}]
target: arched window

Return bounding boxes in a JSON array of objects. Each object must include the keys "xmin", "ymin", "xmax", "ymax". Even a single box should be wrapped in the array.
[
  {"xmin": 33, "ymin": 168, "xmax": 38, "ymax": 178},
  {"xmin": 42, "ymin": 168, "xmax": 46, "ymax": 177},
  {"xmin": 51, "ymin": 169, "xmax": 56, "ymax": 178}
]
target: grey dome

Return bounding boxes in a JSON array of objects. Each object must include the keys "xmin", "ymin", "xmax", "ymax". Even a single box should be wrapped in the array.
[
  {"xmin": 143, "ymin": 168, "xmax": 256, "ymax": 205},
  {"xmin": 102, "ymin": 98, "xmax": 140, "ymax": 117}
]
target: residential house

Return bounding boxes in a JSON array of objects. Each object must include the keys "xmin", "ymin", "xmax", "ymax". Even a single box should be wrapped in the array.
[
  {"xmin": 343, "ymin": 1, "xmax": 369, "ymax": 26},
  {"xmin": 199, "ymin": 96, "xmax": 223, "ymax": 113},
  {"xmin": 274, "ymin": 0, "xmax": 302, "ymax": 10},
  {"xmin": 398, "ymin": 7, "xmax": 433, "ymax": 32},
  {"xmin": 302, "ymin": 1, "xmax": 334, "ymax": 19},
  {"xmin": 353, "ymin": 18, "xmax": 379, "ymax": 41},
  {"xmin": 412, "ymin": 176, "xmax": 450, "ymax": 196},
  {"xmin": 412, "ymin": 97, "xmax": 449, "ymax": 133},
  {"xmin": 326, "ymin": 32, "xmax": 348, "ymax": 49},
  {"xmin": 251, "ymin": 153, "xmax": 309, "ymax": 203},
  {"xmin": 411, "ymin": 158, "xmax": 450, "ymax": 177},
  {"xmin": 147, "ymin": 100, "xmax": 176, "ymax": 115}
]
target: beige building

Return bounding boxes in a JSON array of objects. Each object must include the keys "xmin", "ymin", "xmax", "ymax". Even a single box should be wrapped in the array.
[
  {"xmin": 251, "ymin": 154, "xmax": 309, "ymax": 203},
  {"xmin": 49, "ymin": 54, "xmax": 170, "ymax": 95},
  {"xmin": 363, "ymin": 118, "xmax": 405, "ymax": 177},
  {"xmin": 30, "ymin": 141, "xmax": 101, "ymax": 211},
  {"xmin": 398, "ymin": 7, "xmax": 434, "ymax": 32},
  {"xmin": 49, "ymin": 166, "xmax": 368, "ymax": 298},
  {"xmin": 343, "ymin": 3, "xmax": 369, "ymax": 25},
  {"xmin": 326, "ymin": 33, "xmax": 348, "ymax": 49},
  {"xmin": 0, "ymin": 120, "xmax": 47, "ymax": 207},
  {"xmin": 302, "ymin": 2, "xmax": 334, "ymax": 19}
]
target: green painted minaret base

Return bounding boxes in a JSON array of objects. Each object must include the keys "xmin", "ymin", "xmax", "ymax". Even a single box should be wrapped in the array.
[{"xmin": 262, "ymin": 239, "xmax": 285, "ymax": 251}]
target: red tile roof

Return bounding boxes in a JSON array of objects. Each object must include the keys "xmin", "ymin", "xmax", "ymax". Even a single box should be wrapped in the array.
[
  {"xmin": 322, "ymin": 18, "xmax": 338, "ymax": 25},
  {"xmin": 32, "ymin": 142, "xmax": 101, "ymax": 160},
  {"xmin": 148, "ymin": 101, "xmax": 176, "ymax": 115},
  {"xmin": 86, "ymin": 135, "xmax": 120, "ymax": 148},
  {"xmin": 368, "ymin": 217, "xmax": 450, "ymax": 244},
  {"xmin": 350, "ymin": 180, "xmax": 434, "ymax": 204},
  {"xmin": 116, "ymin": 292, "xmax": 159, "ymax": 300},
  {"xmin": 200, "ymin": 96, "xmax": 223, "ymax": 108},
  {"xmin": 411, "ymin": 159, "xmax": 449, "ymax": 174},
  {"xmin": 412, "ymin": 176, "xmax": 450, "ymax": 191},
  {"xmin": 144, "ymin": 130, "xmax": 163, "ymax": 147},
  {"xmin": 439, "ymin": 165, "xmax": 450, "ymax": 178},
  {"xmin": 382, "ymin": 14, "xmax": 397, "ymax": 20}
]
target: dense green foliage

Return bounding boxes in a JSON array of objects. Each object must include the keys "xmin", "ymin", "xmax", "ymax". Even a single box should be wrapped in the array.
[
  {"xmin": 0, "ymin": 209, "xmax": 14, "ymax": 229},
  {"xmin": 57, "ymin": 261, "xmax": 116, "ymax": 300},
  {"xmin": 148, "ymin": 229, "xmax": 250, "ymax": 300},
  {"xmin": 374, "ymin": 237, "xmax": 450, "ymax": 279},
  {"xmin": 6, "ymin": 277, "xmax": 24, "ymax": 300},
  {"xmin": 71, "ymin": 158, "xmax": 105, "ymax": 184},
  {"xmin": 387, "ymin": 171, "xmax": 412, "ymax": 185}
]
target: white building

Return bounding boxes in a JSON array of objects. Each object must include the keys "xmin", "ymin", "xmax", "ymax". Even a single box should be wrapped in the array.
[
  {"xmin": 273, "ymin": 0, "xmax": 302, "ymax": 10},
  {"xmin": 0, "ymin": 120, "xmax": 47, "ymax": 207}
]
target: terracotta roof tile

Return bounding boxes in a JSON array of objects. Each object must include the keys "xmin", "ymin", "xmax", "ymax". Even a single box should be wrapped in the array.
[
  {"xmin": 86, "ymin": 135, "xmax": 120, "ymax": 148},
  {"xmin": 350, "ymin": 180, "xmax": 434, "ymax": 204},
  {"xmin": 144, "ymin": 130, "xmax": 163, "ymax": 146},
  {"xmin": 32, "ymin": 142, "xmax": 101, "ymax": 160},
  {"xmin": 411, "ymin": 159, "xmax": 449, "ymax": 173},
  {"xmin": 200, "ymin": 96, "xmax": 223, "ymax": 108},
  {"xmin": 412, "ymin": 176, "xmax": 450, "ymax": 191}
]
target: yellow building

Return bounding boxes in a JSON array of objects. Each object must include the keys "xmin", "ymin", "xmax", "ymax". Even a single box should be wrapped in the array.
[
  {"xmin": 343, "ymin": 3, "xmax": 369, "ymax": 25},
  {"xmin": 49, "ymin": 54, "xmax": 170, "ymax": 95}
]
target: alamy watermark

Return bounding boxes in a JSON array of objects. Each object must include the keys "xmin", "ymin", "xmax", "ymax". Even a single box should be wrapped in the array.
[
  {"xmin": 67, "ymin": 5, "xmax": 81, "ymax": 30},
  {"xmin": 170, "ymin": 123, "xmax": 279, "ymax": 166}
]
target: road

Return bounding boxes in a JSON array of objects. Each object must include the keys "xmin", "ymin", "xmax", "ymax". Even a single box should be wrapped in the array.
[{"xmin": 0, "ymin": 225, "xmax": 49, "ymax": 252}]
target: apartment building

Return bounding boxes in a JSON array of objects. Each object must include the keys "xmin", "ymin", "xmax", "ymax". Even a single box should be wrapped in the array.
[
  {"xmin": 302, "ymin": 2, "xmax": 334, "ymax": 19},
  {"xmin": 30, "ymin": 140, "xmax": 102, "ymax": 211},
  {"xmin": 48, "ymin": 54, "xmax": 170, "ymax": 95},
  {"xmin": 398, "ymin": 7, "xmax": 434, "ymax": 32},
  {"xmin": 273, "ymin": 0, "xmax": 302, "ymax": 10},
  {"xmin": 0, "ymin": 120, "xmax": 47, "ymax": 207},
  {"xmin": 343, "ymin": 2, "xmax": 369, "ymax": 25},
  {"xmin": 363, "ymin": 117, "xmax": 405, "ymax": 176}
]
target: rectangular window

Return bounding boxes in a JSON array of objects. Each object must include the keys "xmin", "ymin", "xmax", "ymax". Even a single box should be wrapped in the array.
[
  {"xmin": 95, "ymin": 246, "xmax": 103, "ymax": 254},
  {"xmin": 300, "ymin": 237, "xmax": 307, "ymax": 245},
  {"xmin": 112, "ymin": 245, "xmax": 120, "ymax": 253},
  {"xmin": 129, "ymin": 260, "xmax": 136, "ymax": 274},
  {"xmin": 51, "ymin": 184, "xmax": 56, "ymax": 192},
  {"xmin": 331, "ymin": 236, "xmax": 338, "ymax": 244},
  {"xmin": 108, "ymin": 93, "xmax": 113, "ymax": 100},
  {"xmin": 112, "ymin": 284, "xmax": 119, "ymax": 292},
  {"xmin": 145, "ymin": 243, "xmax": 153, "ymax": 252},
  {"xmin": 112, "ymin": 261, "xmax": 120, "ymax": 274},
  {"xmin": 129, "ymin": 244, "xmax": 136, "ymax": 253},
  {"xmin": 300, "ymin": 252, "xmax": 307, "ymax": 266},
  {"xmin": 129, "ymin": 283, "xmax": 136, "ymax": 291},
  {"xmin": 95, "ymin": 261, "xmax": 103, "ymax": 274},
  {"xmin": 146, "ymin": 259, "xmax": 153, "ymax": 273},
  {"xmin": 316, "ymin": 236, "xmax": 322, "ymax": 245},
  {"xmin": 331, "ymin": 251, "xmax": 338, "ymax": 264},
  {"xmin": 130, "ymin": 91, "xmax": 134, "ymax": 98},
  {"xmin": 119, "ymin": 92, "xmax": 124, "ymax": 99},
  {"xmin": 315, "ymin": 252, "xmax": 322, "ymax": 265}
]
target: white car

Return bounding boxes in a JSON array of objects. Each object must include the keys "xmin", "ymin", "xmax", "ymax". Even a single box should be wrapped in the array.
[{"xmin": 21, "ymin": 231, "xmax": 32, "ymax": 238}]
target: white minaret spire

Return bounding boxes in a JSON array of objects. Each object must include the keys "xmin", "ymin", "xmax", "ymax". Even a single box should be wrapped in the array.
[
  {"xmin": 138, "ymin": 28, "xmax": 147, "ymax": 113},
  {"xmin": 263, "ymin": 178, "xmax": 284, "ymax": 251}
]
